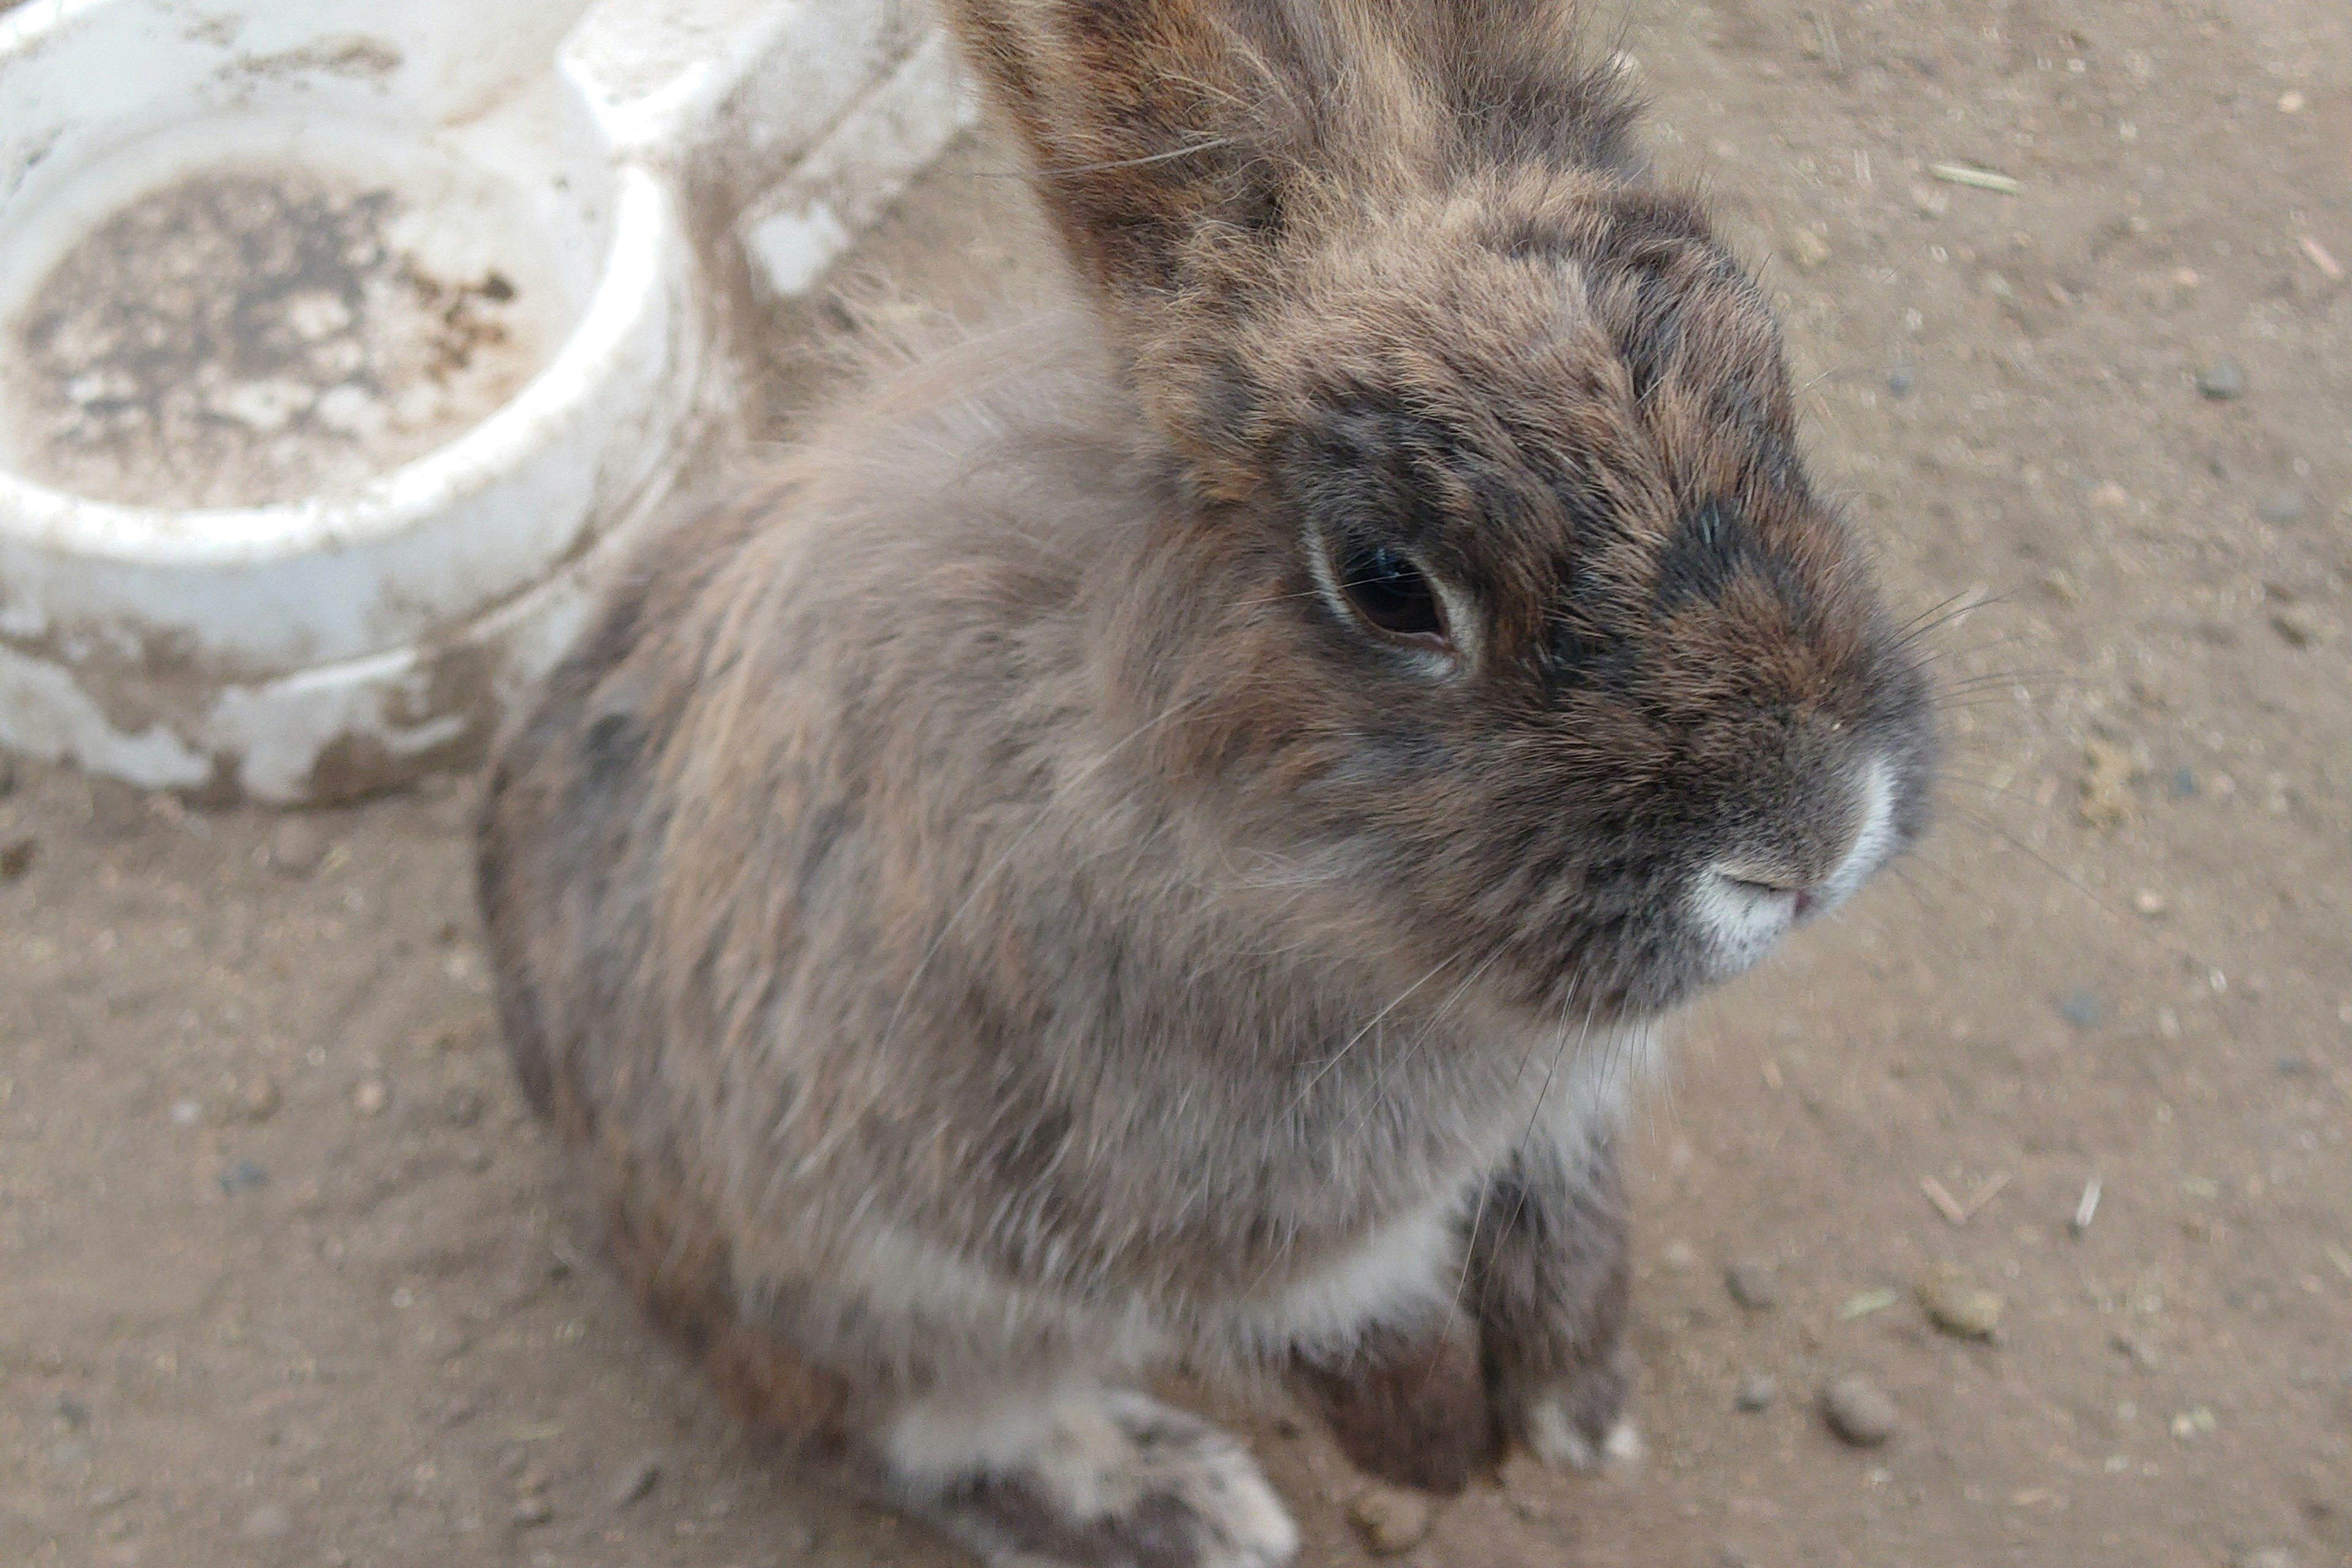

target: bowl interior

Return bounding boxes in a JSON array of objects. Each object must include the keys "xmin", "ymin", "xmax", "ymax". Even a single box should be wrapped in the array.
[{"xmin": 0, "ymin": 0, "xmax": 609, "ymax": 511}]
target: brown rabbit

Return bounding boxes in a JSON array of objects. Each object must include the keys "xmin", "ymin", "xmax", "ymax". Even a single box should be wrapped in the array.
[{"xmin": 477, "ymin": 1, "xmax": 1936, "ymax": 1562}]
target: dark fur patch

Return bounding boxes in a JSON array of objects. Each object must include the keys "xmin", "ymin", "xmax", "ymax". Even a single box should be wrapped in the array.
[
  {"xmin": 1289, "ymin": 1312, "xmax": 1499, "ymax": 1493},
  {"xmin": 1652, "ymin": 498, "xmax": 1815, "ymax": 631},
  {"xmin": 575, "ymin": 711, "xmax": 644, "ymax": 800},
  {"xmin": 1468, "ymin": 1136, "xmax": 1632, "ymax": 1455},
  {"xmin": 1651, "ymin": 497, "xmax": 1752, "ymax": 613}
]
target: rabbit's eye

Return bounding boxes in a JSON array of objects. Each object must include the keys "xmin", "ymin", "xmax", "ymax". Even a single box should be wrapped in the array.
[{"xmin": 1335, "ymin": 545, "xmax": 1451, "ymax": 649}]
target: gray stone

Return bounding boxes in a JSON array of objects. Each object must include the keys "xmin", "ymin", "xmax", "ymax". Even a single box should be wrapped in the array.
[
  {"xmin": 609, "ymin": 1455, "xmax": 663, "ymax": 1509},
  {"xmin": 2195, "ymin": 357, "xmax": 2246, "ymax": 401},
  {"xmin": 2256, "ymin": 489, "xmax": 2308, "ymax": 524},
  {"xmin": 268, "ymin": 818, "xmax": 328, "ymax": 876},
  {"xmin": 1821, "ymin": 1374, "xmax": 1901, "ymax": 1446},
  {"xmin": 1725, "ymin": 1261, "xmax": 1779, "ymax": 1311},
  {"xmin": 2272, "ymin": 608, "xmax": 2321, "ymax": 649}
]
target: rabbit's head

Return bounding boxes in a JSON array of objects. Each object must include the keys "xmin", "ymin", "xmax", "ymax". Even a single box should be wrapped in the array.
[{"xmin": 952, "ymin": 0, "xmax": 1935, "ymax": 1018}]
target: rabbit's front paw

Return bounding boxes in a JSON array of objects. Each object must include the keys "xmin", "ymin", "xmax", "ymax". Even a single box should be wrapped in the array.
[
  {"xmin": 1503, "ymin": 1357, "xmax": 1644, "ymax": 1476},
  {"xmin": 891, "ymin": 1387, "xmax": 1297, "ymax": 1568},
  {"xmin": 1520, "ymin": 1394, "xmax": 1645, "ymax": 1475}
]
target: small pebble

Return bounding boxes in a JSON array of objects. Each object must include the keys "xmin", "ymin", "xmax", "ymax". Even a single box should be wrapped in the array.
[
  {"xmin": 170, "ymin": 1099, "xmax": 203, "ymax": 1127},
  {"xmin": 240, "ymin": 1074, "xmax": 282, "ymax": 1122},
  {"xmin": 0, "ymin": 835, "xmax": 36, "ymax": 883},
  {"xmin": 239, "ymin": 1502, "xmax": 292, "ymax": 1539},
  {"xmin": 1821, "ymin": 1374, "xmax": 1901, "ymax": 1447},
  {"xmin": 53, "ymin": 1394, "xmax": 90, "ymax": 1430},
  {"xmin": 1348, "ymin": 1486, "xmax": 1433, "ymax": 1556},
  {"xmin": 1735, "ymin": 1374, "xmax": 1778, "ymax": 1412},
  {"xmin": 2132, "ymin": 888, "xmax": 2167, "ymax": 916},
  {"xmin": 2089, "ymin": 480, "xmax": 2130, "ymax": 510},
  {"xmin": 1916, "ymin": 1264, "xmax": 2004, "ymax": 1338},
  {"xmin": 445, "ymin": 1087, "xmax": 484, "ymax": 1128},
  {"xmin": 2256, "ymin": 489, "xmax": 2308, "ymax": 524},
  {"xmin": 2271, "ymin": 607, "xmax": 2320, "ymax": 649},
  {"xmin": 2058, "ymin": 989, "xmax": 2104, "ymax": 1028},
  {"xmin": 1724, "ymin": 1261, "xmax": 1779, "ymax": 1311},
  {"xmin": 1887, "ymin": 363, "xmax": 1917, "ymax": 397},
  {"xmin": 609, "ymin": 1455, "xmax": 663, "ymax": 1509},
  {"xmin": 216, "ymin": 1159, "xmax": 270, "ymax": 1197},
  {"xmin": 2077, "ymin": 740, "xmax": 2135, "ymax": 828},
  {"xmin": 269, "ymin": 819, "xmax": 327, "ymax": 876},
  {"xmin": 2170, "ymin": 767, "xmax": 2198, "ymax": 799},
  {"xmin": 1660, "ymin": 1238, "xmax": 1701, "ymax": 1270},
  {"xmin": 350, "ymin": 1078, "xmax": 390, "ymax": 1119},
  {"xmin": 88, "ymin": 1482, "xmax": 140, "ymax": 1513},
  {"xmin": 2170, "ymin": 1406, "xmax": 2217, "ymax": 1441},
  {"xmin": 1838, "ymin": 1287, "xmax": 1899, "ymax": 1320},
  {"xmin": 2195, "ymin": 357, "xmax": 2246, "ymax": 401},
  {"xmin": 1784, "ymin": 226, "xmax": 1831, "ymax": 270},
  {"xmin": 511, "ymin": 1496, "xmax": 554, "ymax": 1528}
]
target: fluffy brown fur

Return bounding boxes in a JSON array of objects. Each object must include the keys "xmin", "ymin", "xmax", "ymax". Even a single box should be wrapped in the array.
[{"xmin": 478, "ymin": 2, "xmax": 1933, "ymax": 1563}]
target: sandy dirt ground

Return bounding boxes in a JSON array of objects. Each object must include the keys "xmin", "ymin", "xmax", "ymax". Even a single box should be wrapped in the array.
[{"xmin": 4, "ymin": 0, "xmax": 2350, "ymax": 1565}]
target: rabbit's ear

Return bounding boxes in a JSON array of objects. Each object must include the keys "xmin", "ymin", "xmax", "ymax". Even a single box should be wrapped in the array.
[{"xmin": 941, "ymin": 0, "xmax": 1431, "ymax": 305}]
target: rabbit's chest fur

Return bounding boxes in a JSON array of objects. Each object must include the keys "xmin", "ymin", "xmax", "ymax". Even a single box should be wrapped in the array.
[{"xmin": 494, "ymin": 317, "xmax": 1653, "ymax": 1366}]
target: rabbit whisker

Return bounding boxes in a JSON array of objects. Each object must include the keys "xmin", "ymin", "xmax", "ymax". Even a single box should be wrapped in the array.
[
  {"xmin": 1289, "ymin": 951, "xmax": 1464, "ymax": 1109},
  {"xmin": 1325, "ymin": 943, "xmax": 1513, "ymax": 1144},
  {"xmin": 1037, "ymin": 137, "xmax": 1238, "ymax": 178}
]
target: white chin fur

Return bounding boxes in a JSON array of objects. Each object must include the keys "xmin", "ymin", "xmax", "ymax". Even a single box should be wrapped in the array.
[
  {"xmin": 1691, "ymin": 753, "xmax": 1900, "ymax": 978},
  {"xmin": 1688, "ymin": 870, "xmax": 1800, "ymax": 979}
]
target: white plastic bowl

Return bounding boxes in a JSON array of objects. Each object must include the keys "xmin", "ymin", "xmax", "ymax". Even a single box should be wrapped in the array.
[{"xmin": 0, "ymin": 0, "xmax": 962, "ymax": 801}]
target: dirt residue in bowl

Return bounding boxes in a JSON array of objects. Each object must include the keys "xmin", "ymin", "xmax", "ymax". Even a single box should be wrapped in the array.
[{"xmin": 6, "ymin": 167, "xmax": 538, "ymax": 510}]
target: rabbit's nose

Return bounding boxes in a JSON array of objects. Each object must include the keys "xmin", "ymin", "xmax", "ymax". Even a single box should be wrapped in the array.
[
  {"xmin": 1724, "ymin": 753, "xmax": 1901, "ymax": 913},
  {"xmin": 1692, "ymin": 755, "xmax": 1901, "ymax": 977}
]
